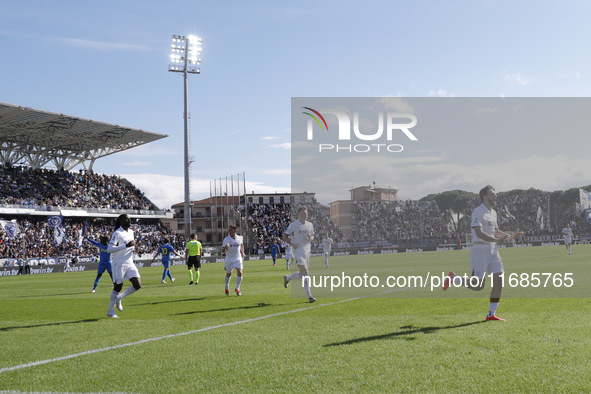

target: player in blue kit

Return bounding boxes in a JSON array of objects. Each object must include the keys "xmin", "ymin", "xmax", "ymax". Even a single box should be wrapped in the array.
[
  {"xmin": 87, "ymin": 235, "xmax": 112, "ymax": 293},
  {"xmin": 150, "ymin": 238, "xmax": 181, "ymax": 284},
  {"xmin": 270, "ymin": 239, "xmax": 280, "ymax": 266}
]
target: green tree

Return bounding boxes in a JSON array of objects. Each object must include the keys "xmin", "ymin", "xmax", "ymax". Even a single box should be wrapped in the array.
[{"xmin": 421, "ymin": 190, "xmax": 476, "ymax": 234}]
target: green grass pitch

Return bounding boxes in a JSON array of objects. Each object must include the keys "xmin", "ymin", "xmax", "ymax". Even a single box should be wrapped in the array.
[{"xmin": 0, "ymin": 245, "xmax": 590, "ymax": 392}]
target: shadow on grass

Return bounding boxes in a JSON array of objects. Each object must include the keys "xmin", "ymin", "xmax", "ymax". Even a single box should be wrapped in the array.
[
  {"xmin": 133, "ymin": 297, "xmax": 213, "ymax": 306},
  {"xmin": 172, "ymin": 302, "xmax": 273, "ymax": 316},
  {"xmin": 0, "ymin": 318, "xmax": 100, "ymax": 332},
  {"xmin": 16, "ymin": 292, "xmax": 94, "ymax": 298},
  {"xmin": 323, "ymin": 321, "xmax": 485, "ymax": 347}
]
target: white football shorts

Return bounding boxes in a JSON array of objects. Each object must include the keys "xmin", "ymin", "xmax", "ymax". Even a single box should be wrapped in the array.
[
  {"xmin": 112, "ymin": 262, "xmax": 141, "ymax": 284},
  {"xmin": 225, "ymin": 258, "xmax": 243, "ymax": 273},
  {"xmin": 469, "ymin": 243, "xmax": 504, "ymax": 278},
  {"xmin": 294, "ymin": 250, "xmax": 311, "ymax": 268}
]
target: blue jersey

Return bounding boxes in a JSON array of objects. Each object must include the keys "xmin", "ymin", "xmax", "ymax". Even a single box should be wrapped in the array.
[
  {"xmin": 158, "ymin": 244, "xmax": 176, "ymax": 262},
  {"xmin": 87, "ymin": 239, "xmax": 112, "ymax": 266},
  {"xmin": 270, "ymin": 244, "xmax": 280, "ymax": 257}
]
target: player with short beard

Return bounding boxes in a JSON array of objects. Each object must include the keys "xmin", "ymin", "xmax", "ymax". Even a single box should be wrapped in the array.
[{"xmin": 443, "ymin": 185, "xmax": 523, "ymax": 321}]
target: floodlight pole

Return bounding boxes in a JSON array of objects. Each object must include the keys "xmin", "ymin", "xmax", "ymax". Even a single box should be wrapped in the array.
[
  {"xmin": 182, "ymin": 62, "xmax": 191, "ymax": 242},
  {"xmin": 169, "ymin": 34, "xmax": 202, "ymax": 242}
]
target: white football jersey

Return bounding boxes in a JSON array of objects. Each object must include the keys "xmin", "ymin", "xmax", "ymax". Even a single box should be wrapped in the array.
[
  {"xmin": 108, "ymin": 227, "xmax": 135, "ymax": 265},
  {"xmin": 471, "ymin": 204, "xmax": 498, "ymax": 243},
  {"xmin": 223, "ymin": 235, "xmax": 243, "ymax": 262},
  {"xmin": 285, "ymin": 219, "xmax": 314, "ymax": 254}
]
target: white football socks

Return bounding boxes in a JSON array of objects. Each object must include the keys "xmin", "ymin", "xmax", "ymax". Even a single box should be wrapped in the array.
[
  {"xmin": 108, "ymin": 290, "xmax": 119, "ymax": 314},
  {"xmin": 488, "ymin": 302, "xmax": 499, "ymax": 317},
  {"xmin": 117, "ymin": 286, "xmax": 137, "ymax": 301}
]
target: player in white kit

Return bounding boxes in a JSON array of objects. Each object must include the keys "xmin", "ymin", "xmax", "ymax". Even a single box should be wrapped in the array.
[
  {"xmin": 106, "ymin": 214, "xmax": 141, "ymax": 318},
  {"xmin": 321, "ymin": 234, "xmax": 334, "ymax": 268},
  {"xmin": 282, "ymin": 240, "xmax": 294, "ymax": 270},
  {"xmin": 282, "ymin": 206, "xmax": 316, "ymax": 303},
  {"xmin": 562, "ymin": 223, "xmax": 573, "ymax": 255},
  {"xmin": 222, "ymin": 225, "xmax": 245, "ymax": 296},
  {"xmin": 443, "ymin": 185, "xmax": 523, "ymax": 321}
]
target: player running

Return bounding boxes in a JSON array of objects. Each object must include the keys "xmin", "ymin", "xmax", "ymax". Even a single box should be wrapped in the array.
[
  {"xmin": 222, "ymin": 225, "xmax": 245, "ymax": 296},
  {"xmin": 151, "ymin": 238, "xmax": 181, "ymax": 284},
  {"xmin": 87, "ymin": 235, "xmax": 112, "ymax": 293},
  {"xmin": 443, "ymin": 185, "xmax": 523, "ymax": 321},
  {"xmin": 282, "ymin": 206, "xmax": 316, "ymax": 303},
  {"xmin": 270, "ymin": 239, "xmax": 280, "ymax": 266},
  {"xmin": 283, "ymin": 240, "xmax": 294, "ymax": 270},
  {"xmin": 106, "ymin": 214, "xmax": 141, "ymax": 319}
]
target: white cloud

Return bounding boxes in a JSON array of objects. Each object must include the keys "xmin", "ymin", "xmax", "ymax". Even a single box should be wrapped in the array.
[
  {"xmin": 427, "ymin": 89, "xmax": 456, "ymax": 97},
  {"xmin": 122, "ymin": 173, "xmax": 186, "ymax": 210},
  {"xmin": 294, "ymin": 155, "xmax": 591, "ymax": 204},
  {"xmin": 269, "ymin": 142, "xmax": 291, "ymax": 149},
  {"xmin": 291, "ymin": 155, "xmax": 316, "ymax": 165},
  {"xmin": 123, "ymin": 173, "xmax": 292, "ymax": 210},
  {"xmin": 503, "ymin": 71, "xmax": 535, "ymax": 86},
  {"xmin": 59, "ymin": 37, "xmax": 154, "ymax": 51},
  {"xmin": 262, "ymin": 136, "xmax": 280, "ymax": 140}
]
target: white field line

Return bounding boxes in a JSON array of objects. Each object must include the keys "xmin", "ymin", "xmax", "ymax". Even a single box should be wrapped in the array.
[{"xmin": 0, "ymin": 288, "xmax": 408, "ymax": 374}]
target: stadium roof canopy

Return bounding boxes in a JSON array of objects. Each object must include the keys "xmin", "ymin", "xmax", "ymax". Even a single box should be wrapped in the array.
[{"xmin": 0, "ymin": 101, "xmax": 168, "ymax": 171}]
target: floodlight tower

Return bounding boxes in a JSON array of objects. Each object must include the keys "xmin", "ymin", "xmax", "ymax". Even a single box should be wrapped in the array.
[{"xmin": 169, "ymin": 34, "xmax": 202, "ymax": 241}]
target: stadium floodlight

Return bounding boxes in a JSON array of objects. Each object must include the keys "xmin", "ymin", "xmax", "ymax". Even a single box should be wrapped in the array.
[{"xmin": 169, "ymin": 34, "xmax": 203, "ymax": 241}]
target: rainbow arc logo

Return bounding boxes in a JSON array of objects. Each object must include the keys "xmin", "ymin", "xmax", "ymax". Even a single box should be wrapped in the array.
[{"xmin": 302, "ymin": 107, "xmax": 328, "ymax": 131}]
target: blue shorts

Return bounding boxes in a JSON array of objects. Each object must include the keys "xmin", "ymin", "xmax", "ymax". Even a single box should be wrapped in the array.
[
  {"xmin": 97, "ymin": 262, "xmax": 112, "ymax": 275},
  {"xmin": 162, "ymin": 260, "xmax": 170, "ymax": 269}
]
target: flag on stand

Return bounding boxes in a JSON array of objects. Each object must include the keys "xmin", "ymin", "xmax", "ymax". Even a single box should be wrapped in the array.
[
  {"xmin": 48, "ymin": 215, "xmax": 65, "ymax": 246},
  {"xmin": 0, "ymin": 219, "xmax": 20, "ymax": 239},
  {"xmin": 580, "ymin": 189, "xmax": 591, "ymax": 223}
]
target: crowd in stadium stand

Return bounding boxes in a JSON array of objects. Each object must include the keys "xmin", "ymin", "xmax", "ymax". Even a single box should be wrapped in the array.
[
  {"xmin": 248, "ymin": 203, "xmax": 291, "ymax": 252},
  {"xmin": 0, "ymin": 165, "xmax": 155, "ymax": 211},
  {"xmin": 0, "ymin": 217, "xmax": 182, "ymax": 259},
  {"xmin": 354, "ymin": 200, "xmax": 448, "ymax": 246},
  {"xmin": 304, "ymin": 203, "xmax": 344, "ymax": 249},
  {"xmin": 0, "ymin": 164, "xmax": 587, "ymax": 260}
]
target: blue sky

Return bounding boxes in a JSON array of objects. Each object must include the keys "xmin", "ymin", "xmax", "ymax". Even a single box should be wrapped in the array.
[{"xmin": 2, "ymin": 1, "xmax": 591, "ymax": 208}]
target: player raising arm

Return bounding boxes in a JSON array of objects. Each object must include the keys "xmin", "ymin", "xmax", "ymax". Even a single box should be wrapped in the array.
[
  {"xmin": 151, "ymin": 238, "xmax": 181, "ymax": 284},
  {"xmin": 87, "ymin": 235, "xmax": 112, "ymax": 293}
]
